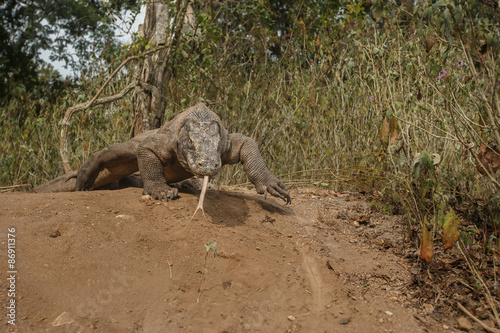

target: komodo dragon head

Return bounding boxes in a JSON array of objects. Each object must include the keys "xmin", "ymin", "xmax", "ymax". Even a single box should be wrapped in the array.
[
  {"xmin": 177, "ymin": 117, "xmax": 224, "ymax": 220},
  {"xmin": 177, "ymin": 118, "xmax": 222, "ymax": 178}
]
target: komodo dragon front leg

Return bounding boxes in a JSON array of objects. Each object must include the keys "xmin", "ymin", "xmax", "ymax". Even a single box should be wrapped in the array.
[
  {"xmin": 135, "ymin": 133, "xmax": 190, "ymax": 201},
  {"xmin": 224, "ymin": 133, "xmax": 291, "ymax": 204}
]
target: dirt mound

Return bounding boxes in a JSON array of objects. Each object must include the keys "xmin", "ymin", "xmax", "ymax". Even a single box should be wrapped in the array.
[{"xmin": 0, "ymin": 186, "xmax": 444, "ymax": 332}]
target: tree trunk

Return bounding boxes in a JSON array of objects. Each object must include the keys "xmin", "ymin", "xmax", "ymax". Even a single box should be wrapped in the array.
[
  {"xmin": 131, "ymin": 0, "xmax": 199, "ymax": 137},
  {"xmin": 131, "ymin": 1, "xmax": 170, "ymax": 136}
]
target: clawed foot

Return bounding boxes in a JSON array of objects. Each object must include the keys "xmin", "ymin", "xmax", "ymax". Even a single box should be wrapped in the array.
[
  {"xmin": 75, "ymin": 169, "xmax": 98, "ymax": 191},
  {"xmin": 143, "ymin": 183, "xmax": 179, "ymax": 201},
  {"xmin": 257, "ymin": 177, "xmax": 291, "ymax": 205}
]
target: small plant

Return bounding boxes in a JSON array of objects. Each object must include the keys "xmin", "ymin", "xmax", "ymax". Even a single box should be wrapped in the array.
[{"xmin": 197, "ymin": 241, "xmax": 217, "ymax": 302}]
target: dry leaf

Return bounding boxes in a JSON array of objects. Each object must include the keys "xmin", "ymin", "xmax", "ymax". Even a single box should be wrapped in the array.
[
  {"xmin": 389, "ymin": 116, "xmax": 399, "ymax": 145},
  {"xmin": 477, "ymin": 142, "xmax": 500, "ymax": 175},
  {"xmin": 442, "ymin": 209, "xmax": 460, "ymax": 250},
  {"xmin": 380, "ymin": 116, "xmax": 390, "ymax": 151},
  {"xmin": 420, "ymin": 220, "xmax": 434, "ymax": 262}
]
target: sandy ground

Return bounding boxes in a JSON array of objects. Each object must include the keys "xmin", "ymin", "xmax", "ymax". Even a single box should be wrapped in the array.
[{"xmin": 0, "ymin": 186, "xmax": 453, "ymax": 332}]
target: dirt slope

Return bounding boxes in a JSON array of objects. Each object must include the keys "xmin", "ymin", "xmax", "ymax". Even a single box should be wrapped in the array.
[{"xmin": 0, "ymin": 186, "xmax": 441, "ymax": 332}]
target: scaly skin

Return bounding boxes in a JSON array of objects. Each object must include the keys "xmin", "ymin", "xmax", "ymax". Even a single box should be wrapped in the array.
[{"xmin": 34, "ymin": 103, "xmax": 291, "ymax": 207}]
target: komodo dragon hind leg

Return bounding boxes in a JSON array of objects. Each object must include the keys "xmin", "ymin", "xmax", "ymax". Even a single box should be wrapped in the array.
[{"xmin": 76, "ymin": 141, "xmax": 141, "ymax": 191}]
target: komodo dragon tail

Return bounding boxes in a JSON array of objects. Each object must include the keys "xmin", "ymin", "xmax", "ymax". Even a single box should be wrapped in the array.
[
  {"xmin": 33, "ymin": 172, "xmax": 143, "ymax": 193},
  {"xmin": 33, "ymin": 171, "xmax": 78, "ymax": 193}
]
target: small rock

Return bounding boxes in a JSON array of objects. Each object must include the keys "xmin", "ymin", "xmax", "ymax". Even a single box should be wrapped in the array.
[
  {"xmin": 141, "ymin": 195, "xmax": 152, "ymax": 201},
  {"xmin": 457, "ymin": 316, "xmax": 472, "ymax": 331},
  {"xmin": 384, "ymin": 311, "xmax": 393, "ymax": 316},
  {"xmin": 340, "ymin": 318, "xmax": 351, "ymax": 325},
  {"xmin": 49, "ymin": 230, "xmax": 61, "ymax": 238},
  {"xmin": 115, "ymin": 214, "xmax": 135, "ymax": 222},
  {"xmin": 52, "ymin": 312, "xmax": 74, "ymax": 327},
  {"xmin": 442, "ymin": 324, "xmax": 449, "ymax": 330},
  {"xmin": 287, "ymin": 315, "xmax": 296, "ymax": 321},
  {"xmin": 422, "ymin": 303, "xmax": 434, "ymax": 313}
]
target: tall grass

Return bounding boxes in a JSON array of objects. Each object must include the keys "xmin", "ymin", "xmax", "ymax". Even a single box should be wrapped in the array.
[
  {"xmin": 0, "ymin": 63, "xmax": 134, "ymax": 188},
  {"xmin": 1, "ymin": 1, "xmax": 498, "ymax": 229}
]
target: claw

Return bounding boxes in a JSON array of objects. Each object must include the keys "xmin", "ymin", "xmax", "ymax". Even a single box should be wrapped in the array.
[{"xmin": 190, "ymin": 175, "xmax": 209, "ymax": 221}]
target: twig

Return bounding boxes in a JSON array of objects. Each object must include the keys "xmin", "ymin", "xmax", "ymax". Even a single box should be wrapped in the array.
[
  {"xmin": 413, "ymin": 314, "xmax": 430, "ymax": 328},
  {"xmin": 197, "ymin": 250, "xmax": 209, "ymax": 303},
  {"xmin": 0, "ymin": 184, "xmax": 31, "ymax": 192},
  {"xmin": 0, "ymin": 184, "xmax": 31, "ymax": 190},
  {"xmin": 458, "ymin": 241, "xmax": 500, "ymax": 327},
  {"xmin": 457, "ymin": 302, "xmax": 500, "ymax": 333},
  {"xmin": 167, "ymin": 260, "xmax": 173, "ymax": 279},
  {"xmin": 197, "ymin": 66, "xmax": 226, "ymax": 96}
]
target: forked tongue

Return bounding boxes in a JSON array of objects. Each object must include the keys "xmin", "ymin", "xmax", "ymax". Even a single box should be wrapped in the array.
[{"xmin": 190, "ymin": 175, "xmax": 210, "ymax": 221}]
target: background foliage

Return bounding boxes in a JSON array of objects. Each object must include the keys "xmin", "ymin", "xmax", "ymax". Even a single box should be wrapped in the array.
[
  {"xmin": 1, "ymin": 0, "xmax": 499, "ymax": 249},
  {"xmin": 0, "ymin": 0, "xmax": 140, "ymax": 103}
]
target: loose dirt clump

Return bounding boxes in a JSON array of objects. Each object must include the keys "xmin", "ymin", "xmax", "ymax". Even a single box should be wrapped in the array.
[{"xmin": 0, "ymin": 186, "xmax": 469, "ymax": 332}]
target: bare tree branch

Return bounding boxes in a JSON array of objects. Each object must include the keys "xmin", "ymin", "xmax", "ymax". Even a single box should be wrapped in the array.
[
  {"xmin": 59, "ymin": 0, "xmax": 194, "ymax": 172},
  {"xmin": 59, "ymin": 46, "xmax": 166, "ymax": 172}
]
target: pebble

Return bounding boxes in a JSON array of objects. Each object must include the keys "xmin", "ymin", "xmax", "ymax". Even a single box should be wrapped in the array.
[
  {"xmin": 141, "ymin": 195, "xmax": 152, "ymax": 201},
  {"xmin": 384, "ymin": 311, "xmax": 393, "ymax": 316},
  {"xmin": 457, "ymin": 316, "xmax": 472, "ymax": 331},
  {"xmin": 422, "ymin": 303, "xmax": 434, "ymax": 313},
  {"xmin": 340, "ymin": 318, "xmax": 351, "ymax": 325},
  {"xmin": 287, "ymin": 315, "xmax": 296, "ymax": 321},
  {"xmin": 115, "ymin": 214, "xmax": 135, "ymax": 222},
  {"xmin": 52, "ymin": 312, "xmax": 74, "ymax": 327}
]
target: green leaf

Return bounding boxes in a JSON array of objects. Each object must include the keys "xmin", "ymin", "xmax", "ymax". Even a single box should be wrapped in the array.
[
  {"xmin": 424, "ymin": 7, "xmax": 434, "ymax": 19},
  {"xmin": 204, "ymin": 241, "xmax": 217, "ymax": 252}
]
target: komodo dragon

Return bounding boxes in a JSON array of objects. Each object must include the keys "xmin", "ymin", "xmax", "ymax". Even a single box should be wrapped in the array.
[{"xmin": 35, "ymin": 103, "xmax": 290, "ymax": 217}]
